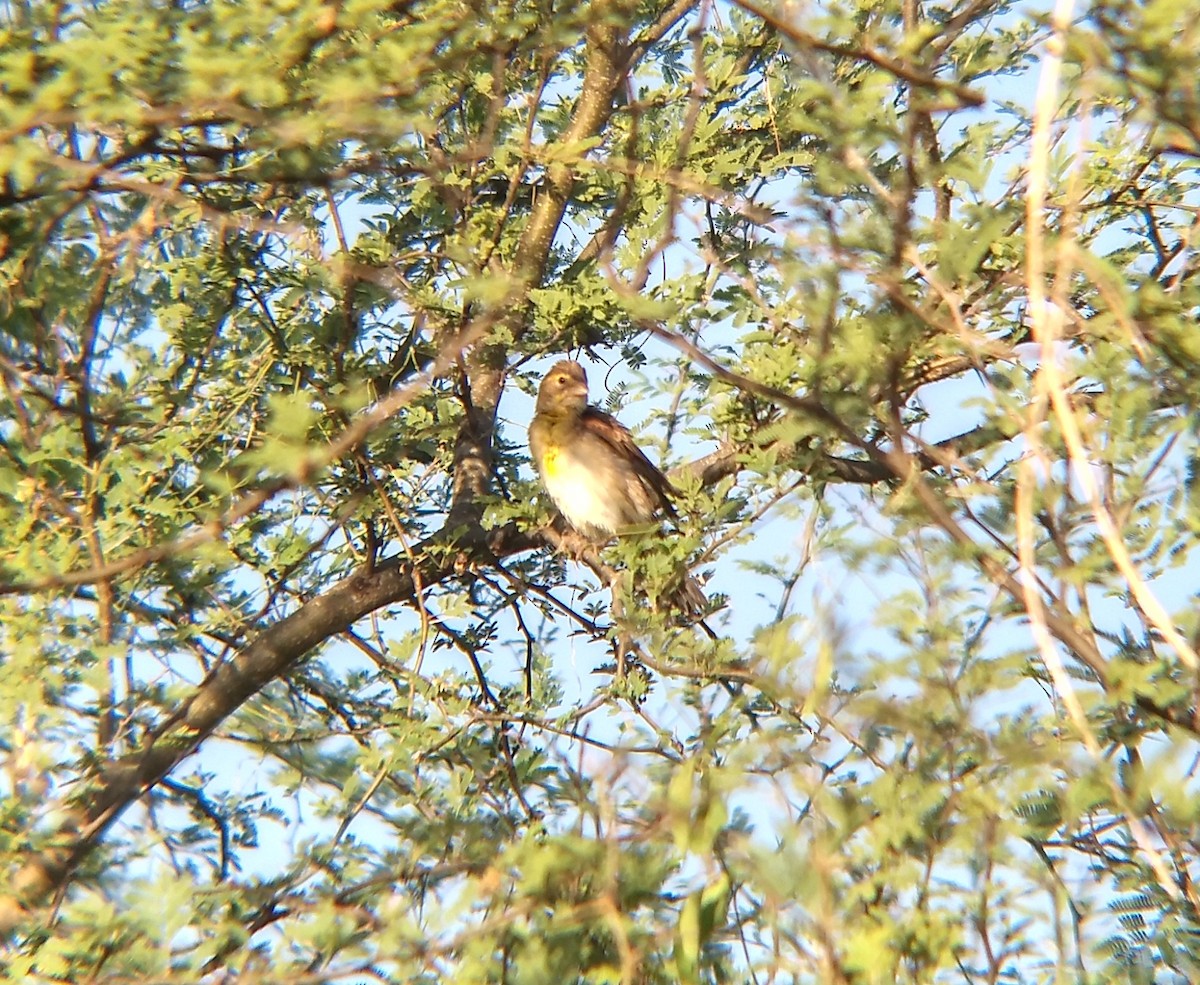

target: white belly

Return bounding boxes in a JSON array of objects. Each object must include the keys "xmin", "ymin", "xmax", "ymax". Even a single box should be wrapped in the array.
[{"xmin": 543, "ymin": 462, "xmax": 626, "ymax": 535}]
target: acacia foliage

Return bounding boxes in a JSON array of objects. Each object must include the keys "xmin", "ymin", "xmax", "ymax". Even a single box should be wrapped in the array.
[{"xmin": 2, "ymin": 0, "xmax": 1200, "ymax": 981}]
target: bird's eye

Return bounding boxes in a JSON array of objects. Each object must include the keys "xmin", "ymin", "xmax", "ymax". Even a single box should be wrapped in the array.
[{"xmin": 556, "ymin": 375, "xmax": 566, "ymax": 384}]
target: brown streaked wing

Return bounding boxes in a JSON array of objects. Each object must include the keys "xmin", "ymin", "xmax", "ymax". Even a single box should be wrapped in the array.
[{"xmin": 578, "ymin": 406, "xmax": 680, "ymax": 518}]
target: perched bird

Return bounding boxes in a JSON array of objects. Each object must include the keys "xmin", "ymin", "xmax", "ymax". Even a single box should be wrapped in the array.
[{"xmin": 528, "ymin": 359, "xmax": 707, "ymax": 614}]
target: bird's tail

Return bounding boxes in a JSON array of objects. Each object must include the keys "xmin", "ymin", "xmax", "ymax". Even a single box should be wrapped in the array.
[{"xmin": 660, "ymin": 566, "xmax": 715, "ymax": 623}]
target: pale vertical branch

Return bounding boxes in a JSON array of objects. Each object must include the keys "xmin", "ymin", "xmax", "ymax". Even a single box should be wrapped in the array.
[
  {"xmin": 1020, "ymin": 0, "xmax": 1189, "ymax": 906},
  {"xmin": 1024, "ymin": 0, "xmax": 1196, "ymax": 673}
]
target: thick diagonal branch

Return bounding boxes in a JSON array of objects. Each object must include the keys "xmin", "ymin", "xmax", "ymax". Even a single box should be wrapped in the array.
[{"xmin": 7, "ymin": 524, "xmax": 537, "ymax": 913}]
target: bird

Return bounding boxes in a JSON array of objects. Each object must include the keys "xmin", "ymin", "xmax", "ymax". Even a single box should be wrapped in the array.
[{"xmin": 527, "ymin": 359, "xmax": 707, "ymax": 615}]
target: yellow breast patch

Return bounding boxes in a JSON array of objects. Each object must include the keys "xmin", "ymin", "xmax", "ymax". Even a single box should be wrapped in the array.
[{"xmin": 541, "ymin": 445, "xmax": 562, "ymax": 479}]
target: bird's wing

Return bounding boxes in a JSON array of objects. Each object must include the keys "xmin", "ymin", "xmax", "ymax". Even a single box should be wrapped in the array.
[{"xmin": 579, "ymin": 406, "xmax": 680, "ymax": 517}]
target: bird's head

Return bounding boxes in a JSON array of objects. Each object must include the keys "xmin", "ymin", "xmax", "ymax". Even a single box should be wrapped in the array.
[{"xmin": 536, "ymin": 360, "xmax": 590, "ymax": 416}]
